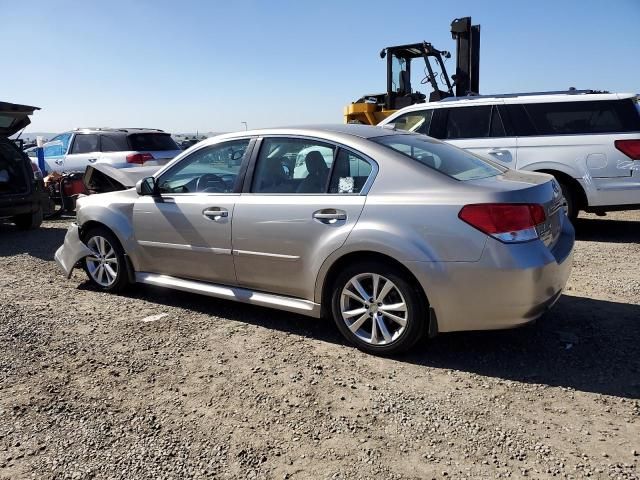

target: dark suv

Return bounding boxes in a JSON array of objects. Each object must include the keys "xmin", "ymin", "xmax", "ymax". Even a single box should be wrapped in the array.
[{"xmin": 0, "ymin": 101, "xmax": 49, "ymax": 229}]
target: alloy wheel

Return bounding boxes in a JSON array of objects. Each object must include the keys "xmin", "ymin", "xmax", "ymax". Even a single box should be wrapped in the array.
[
  {"xmin": 85, "ymin": 236, "xmax": 119, "ymax": 287},
  {"xmin": 339, "ymin": 273, "xmax": 408, "ymax": 345}
]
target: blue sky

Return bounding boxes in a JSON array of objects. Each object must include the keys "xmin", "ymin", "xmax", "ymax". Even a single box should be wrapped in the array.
[{"xmin": 2, "ymin": 0, "xmax": 638, "ymax": 134}]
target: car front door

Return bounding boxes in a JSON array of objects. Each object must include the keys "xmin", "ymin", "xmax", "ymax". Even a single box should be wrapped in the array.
[
  {"xmin": 64, "ymin": 133, "xmax": 101, "ymax": 172},
  {"xmin": 42, "ymin": 133, "xmax": 72, "ymax": 173},
  {"xmin": 132, "ymin": 138, "xmax": 253, "ymax": 284},
  {"xmin": 232, "ymin": 137, "xmax": 375, "ymax": 300},
  {"xmin": 431, "ymin": 103, "xmax": 518, "ymax": 168}
]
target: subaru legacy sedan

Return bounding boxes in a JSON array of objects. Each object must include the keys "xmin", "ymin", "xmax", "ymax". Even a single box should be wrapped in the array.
[{"xmin": 55, "ymin": 125, "xmax": 574, "ymax": 355}]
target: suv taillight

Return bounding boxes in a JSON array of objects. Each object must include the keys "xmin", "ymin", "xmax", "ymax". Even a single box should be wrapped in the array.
[
  {"xmin": 615, "ymin": 140, "xmax": 640, "ymax": 160},
  {"xmin": 459, "ymin": 203, "xmax": 546, "ymax": 243},
  {"xmin": 126, "ymin": 153, "xmax": 154, "ymax": 164},
  {"xmin": 30, "ymin": 162, "xmax": 43, "ymax": 180}
]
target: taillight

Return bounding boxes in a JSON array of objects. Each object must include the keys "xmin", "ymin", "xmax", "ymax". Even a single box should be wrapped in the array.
[
  {"xmin": 615, "ymin": 140, "xmax": 640, "ymax": 160},
  {"xmin": 459, "ymin": 203, "xmax": 546, "ymax": 243},
  {"xmin": 126, "ymin": 153, "xmax": 154, "ymax": 164},
  {"xmin": 30, "ymin": 162, "xmax": 43, "ymax": 180}
]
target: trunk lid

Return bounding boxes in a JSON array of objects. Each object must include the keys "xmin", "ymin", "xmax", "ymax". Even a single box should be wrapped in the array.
[
  {"xmin": 0, "ymin": 101, "xmax": 40, "ymax": 137},
  {"xmin": 468, "ymin": 169, "xmax": 565, "ymax": 248}
]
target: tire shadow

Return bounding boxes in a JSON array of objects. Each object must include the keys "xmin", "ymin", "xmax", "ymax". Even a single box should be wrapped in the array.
[
  {"xmin": 0, "ymin": 221, "xmax": 68, "ymax": 261},
  {"xmin": 85, "ymin": 280, "xmax": 640, "ymax": 399},
  {"xmin": 574, "ymin": 216, "xmax": 640, "ymax": 244}
]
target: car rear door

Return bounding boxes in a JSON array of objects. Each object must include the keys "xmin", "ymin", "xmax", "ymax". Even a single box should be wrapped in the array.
[
  {"xmin": 132, "ymin": 138, "xmax": 253, "ymax": 285},
  {"xmin": 430, "ymin": 102, "xmax": 518, "ymax": 168},
  {"xmin": 232, "ymin": 136, "xmax": 375, "ymax": 300}
]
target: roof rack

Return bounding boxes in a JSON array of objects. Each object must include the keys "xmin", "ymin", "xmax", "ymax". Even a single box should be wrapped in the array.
[
  {"xmin": 73, "ymin": 127, "xmax": 166, "ymax": 133},
  {"xmin": 439, "ymin": 89, "xmax": 610, "ymax": 102}
]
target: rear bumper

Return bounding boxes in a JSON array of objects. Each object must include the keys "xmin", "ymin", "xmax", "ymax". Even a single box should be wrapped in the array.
[
  {"xmin": 54, "ymin": 223, "xmax": 93, "ymax": 278},
  {"xmin": 405, "ymin": 216, "xmax": 575, "ymax": 332}
]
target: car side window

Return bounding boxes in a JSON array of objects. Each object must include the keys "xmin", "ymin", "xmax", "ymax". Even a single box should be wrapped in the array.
[
  {"xmin": 328, "ymin": 150, "xmax": 372, "ymax": 194},
  {"xmin": 251, "ymin": 138, "xmax": 335, "ymax": 194},
  {"xmin": 44, "ymin": 133, "xmax": 72, "ymax": 157},
  {"xmin": 489, "ymin": 106, "xmax": 506, "ymax": 137},
  {"xmin": 444, "ymin": 106, "xmax": 492, "ymax": 139},
  {"xmin": 390, "ymin": 110, "xmax": 433, "ymax": 135},
  {"xmin": 157, "ymin": 139, "xmax": 250, "ymax": 194},
  {"xmin": 100, "ymin": 135, "xmax": 127, "ymax": 152},
  {"xmin": 71, "ymin": 134, "xmax": 100, "ymax": 154}
]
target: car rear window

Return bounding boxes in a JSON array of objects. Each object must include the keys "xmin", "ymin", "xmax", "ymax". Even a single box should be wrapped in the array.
[
  {"xmin": 372, "ymin": 134, "xmax": 504, "ymax": 181},
  {"xmin": 519, "ymin": 99, "xmax": 640, "ymax": 135},
  {"xmin": 127, "ymin": 133, "xmax": 178, "ymax": 151}
]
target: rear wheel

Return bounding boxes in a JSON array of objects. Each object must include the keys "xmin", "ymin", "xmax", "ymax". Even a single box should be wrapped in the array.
[
  {"xmin": 13, "ymin": 206, "xmax": 43, "ymax": 230},
  {"xmin": 330, "ymin": 262, "xmax": 427, "ymax": 355},
  {"xmin": 557, "ymin": 180, "xmax": 578, "ymax": 222},
  {"xmin": 82, "ymin": 227, "xmax": 129, "ymax": 292}
]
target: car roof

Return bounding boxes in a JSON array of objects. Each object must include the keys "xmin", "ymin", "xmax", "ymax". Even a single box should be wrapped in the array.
[
  {"xmin": 216, "ymin": 124, "xmax": 405, "ymax": 141},
  {"xmin": 71, "ymin": 127, "xmax": 168, "ymax": 135},
  {"xmin": 389, "ymin": 91, "xmax": 638, "ymax": 114}
]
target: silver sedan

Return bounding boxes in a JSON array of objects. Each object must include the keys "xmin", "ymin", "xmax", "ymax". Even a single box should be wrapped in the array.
[{"xmin": 55, "ymin": 125, "xmax": 574, "ymax": 355}]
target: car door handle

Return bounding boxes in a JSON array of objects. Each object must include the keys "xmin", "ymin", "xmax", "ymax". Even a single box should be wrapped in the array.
[
  {"xmin": 313, "ymin": 209, "xmax": 347, "ymax": 224},
  {"xmin": 488, "ymin": 148, "xmax": 509, "ymax": 155},
  {"xmin": 203, "ymin": 207, "xmax": 229, "ymax": 220},
  {"xmin": 88, "ymin": 158, "xmax": 97, "ymax": 163},
  {"xmin": 54, "ymin": 159, "xmax": 64, "ymax": 165}
]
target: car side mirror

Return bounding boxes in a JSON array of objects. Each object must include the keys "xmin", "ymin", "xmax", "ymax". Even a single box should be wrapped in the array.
[
  {"xmin": 136, "ymin": 176, "xmax": 157, "ymax": 196},
  {"xmin": 0, "ymin": 170, "xmax": 9, "ymax": 183}
]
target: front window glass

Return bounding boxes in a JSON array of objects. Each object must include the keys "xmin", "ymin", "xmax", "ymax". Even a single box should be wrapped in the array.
[
  {"xmin": 44, "ymin": 133, "xmax": 71, "ymax": 157},
  {"xmin": 157, "ymin": 139, "xmax": 250, "ymax": 194},
  {"xmin": 372, "ymin": 134, "xmax": 504, "ymax": 181},
  {"xmin": 390, "ymin": 110, "xmax": 433, "ymax": 135},
  {"xmin": 252, "ymin": 138, "xmax": 335, "ymax": 194}
]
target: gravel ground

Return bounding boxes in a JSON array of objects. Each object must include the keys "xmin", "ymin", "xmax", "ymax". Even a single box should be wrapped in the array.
[{"xmin": 0, "ymin": 211, "xmax": 639, "ymax": 479}]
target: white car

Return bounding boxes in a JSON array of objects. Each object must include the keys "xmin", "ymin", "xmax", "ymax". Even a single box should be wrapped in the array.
[
  {"xmin": 379, "ymin": 90, "xmax": 640, "ymax": 219},
  {"xmin": 41, "ymin": 128, "xmax": 182, "ymax": 174}
]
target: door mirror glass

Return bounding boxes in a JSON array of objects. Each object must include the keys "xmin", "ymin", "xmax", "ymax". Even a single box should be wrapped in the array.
[
  {"xmin": 0, "ymin": 169, "xmax": 9, "ymax": 183},
  {"xmin": 136, "ymin": 176, "xmax": 157, "ymax": 196}
]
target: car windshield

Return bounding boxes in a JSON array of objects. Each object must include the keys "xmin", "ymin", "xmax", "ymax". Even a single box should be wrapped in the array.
[
  {"xmin": 372, "ymin": 134, "xmax": 504, "ymax": 181},
  {"xmin": 128, "ymin": 133, "xmax": 179, "ymax": 151}
]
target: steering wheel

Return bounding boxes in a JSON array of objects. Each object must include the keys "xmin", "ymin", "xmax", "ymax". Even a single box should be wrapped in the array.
[{"xmin": 195, "ymin": 173, "xmax": 227, "ymax": 192}]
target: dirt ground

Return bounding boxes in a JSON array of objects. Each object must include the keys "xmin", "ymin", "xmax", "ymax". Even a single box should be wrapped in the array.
[{"xmin": 0, "ymin": 211, "xmax": 638, "ymax": 479}]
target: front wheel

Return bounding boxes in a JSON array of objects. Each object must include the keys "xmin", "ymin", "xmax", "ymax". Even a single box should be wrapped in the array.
[
  {"xmin": 82, "ymin": 227, "xmax": 129, "ymax": 292},
  {"xmin": 330, "ymin": 262, "xmax": 427, "ymax": 355}
]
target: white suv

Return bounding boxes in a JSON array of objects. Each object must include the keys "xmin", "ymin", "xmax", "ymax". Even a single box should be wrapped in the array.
[
  {"xmin": 41, "ymin": 128, "xmax": 182, "ymax": 174},
  {"xmin": 379, "ymin": 90, "xmax": 640, "ymax": 219}
]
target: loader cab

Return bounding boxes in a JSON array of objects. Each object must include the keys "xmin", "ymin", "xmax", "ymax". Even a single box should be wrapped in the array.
[{"xmin": 382, "ymin": 43, "xmax": 453, "ymax": 111}]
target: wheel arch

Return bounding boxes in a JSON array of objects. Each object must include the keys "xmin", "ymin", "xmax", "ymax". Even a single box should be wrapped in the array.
[
  {"xmin": 318, "ymin": 250, "xmax": 431, "ymax": 325},
  {"xmin": 79, "ymin": 219, "xmax": 136, "ymax": 283},
  {"xmin": 534, "ymin": 169, "xmax": 588, "ymax": 210}
]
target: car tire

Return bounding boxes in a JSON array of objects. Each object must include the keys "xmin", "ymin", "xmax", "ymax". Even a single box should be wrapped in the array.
[
  {"xmin": 82, "ymin": 226, "xmax": 129, "ymax": 293},
  {"xmin": 13, "ymin": 206, "xmax": 43, "ymax": 230},
  {"xmin": 557, "ymin": 180, "xmax": 578, "ymax": 222},
  {"xmin": 330, "ymin": 261, "xmax": 427, "ymax": 355}
]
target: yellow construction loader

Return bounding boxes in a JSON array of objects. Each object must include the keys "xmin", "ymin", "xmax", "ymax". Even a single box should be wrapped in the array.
[{"xmin": 344, "ymin": 17, "xmax": 480, "ymax": 125}]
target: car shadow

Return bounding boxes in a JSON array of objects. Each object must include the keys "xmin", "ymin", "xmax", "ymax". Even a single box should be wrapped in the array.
[
  {"xmin": 95, "ymin": 283, "xmax": 640, "ymax": 399},
  {"xmin": 575, "ymin": 215, "xmax": 640, "ymax": 243},
  {"xmin": 0, "ymin": 222, "xmax": 68, "ymax": 261}
]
